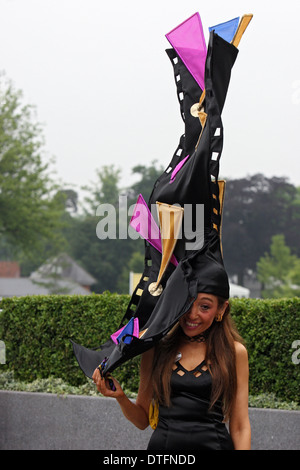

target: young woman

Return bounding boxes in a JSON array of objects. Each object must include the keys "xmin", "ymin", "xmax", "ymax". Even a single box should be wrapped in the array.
[{"xmin": 93, "ymin": 292, "xmax": 251, "ymax": 450}]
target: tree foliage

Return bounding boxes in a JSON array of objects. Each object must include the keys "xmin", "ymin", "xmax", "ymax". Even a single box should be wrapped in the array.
[
  {"xmin": 222, "ymin": 174, "xmax": 300, "ymax": 285},
  {"xmin": 1, "ymin": 74, "xmax": 299, "ymax": 297},
  {"xmin": 64, "ymin": 164, "xmax": 145, "ymax": 293},
  {"xmin": 0, "ymin": 74, "xmax": 65, "ymax": 259},
  {"xmin": 128, "ymin": 160, "xmax": 164, "ymax": 204},
  {"xmin": 257, "ymin": 234, "xmax": 300, "ymax": 298}
]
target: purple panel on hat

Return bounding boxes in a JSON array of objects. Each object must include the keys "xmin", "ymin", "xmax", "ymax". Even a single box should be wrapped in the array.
[
  {"xmin": 170, "ymin": 154, "xmax": 190, "ymax": 183},
  {"xmin": 166, "ymin": 12, "xmax": 207, "ymax": 91},
  {"xmin": 130, "ymin": 194, "xmax": 178, "ymax": 266}
]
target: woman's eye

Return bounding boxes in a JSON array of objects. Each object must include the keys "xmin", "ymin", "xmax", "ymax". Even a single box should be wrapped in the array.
[{"xmin": 200, "ymin": 304, "xmax": 209, "ymax": 310}]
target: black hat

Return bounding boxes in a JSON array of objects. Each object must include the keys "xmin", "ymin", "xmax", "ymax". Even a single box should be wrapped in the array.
[
  {"xmin": 71, "ymin": 13, "xmax": 252, "ymax": 378},
  {"xmin": 182, "ymin": 231, "xmax": 230, "ymax": 300}
]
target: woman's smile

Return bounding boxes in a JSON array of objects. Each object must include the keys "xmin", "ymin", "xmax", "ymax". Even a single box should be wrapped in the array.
[{"xmin": 184, "ymin": 319, "xmax": 202, "ymax": 330}]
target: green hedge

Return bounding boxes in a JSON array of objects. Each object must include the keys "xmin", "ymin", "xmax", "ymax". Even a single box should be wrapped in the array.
[
  {"xmin": 231, "ymin": 297, "xmax": 300, "ymax": 403},
  {"xmin": 0, "ymin": 294, "xmax": 299, "ymax": 404},
  {"xmin": 0, "ymin": 293, "xmax": 140, "ymax": 392}
]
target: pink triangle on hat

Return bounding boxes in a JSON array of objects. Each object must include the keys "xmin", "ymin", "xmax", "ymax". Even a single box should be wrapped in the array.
[{"xmin": 166, "ymin": 13, "xmax": 207, "ymax": 91}]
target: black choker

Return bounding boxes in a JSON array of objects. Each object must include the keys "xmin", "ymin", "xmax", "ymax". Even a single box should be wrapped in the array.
[
  {"xmin": 180, "ymin": 325, "xmax": 210, "ymax": 343},
  {"xmin": 182, "ymin": 332, "xmax": 206, "ymax": 343}
]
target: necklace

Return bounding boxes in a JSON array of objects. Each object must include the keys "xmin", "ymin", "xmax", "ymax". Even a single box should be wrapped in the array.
[
  {"xmin": 182, "ymin": 332, "xmax": 206, "ymax": 343},
  {"xmin": 179, "ymin": 325, "xmax": 210, "ymax": 343}
]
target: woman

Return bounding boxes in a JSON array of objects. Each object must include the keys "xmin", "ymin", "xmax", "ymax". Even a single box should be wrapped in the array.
[{"xmin": 93, "ymin": 292, "xmax": 251, "ymax": 450}]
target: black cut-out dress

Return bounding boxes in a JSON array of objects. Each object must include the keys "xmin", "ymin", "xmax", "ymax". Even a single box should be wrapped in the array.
[{"xmin": 147, "ymin": 360, "xmax": 234, "ymax": 450}]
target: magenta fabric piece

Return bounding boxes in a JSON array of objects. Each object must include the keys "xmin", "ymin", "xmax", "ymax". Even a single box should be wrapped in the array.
[
  {"xmin": 111, "ymin": 325, "xmax": 125, "ymax": 344},
  {"xmin": 130, "ymin": 194, "xmax": 178, "ymax": 266},
  {"xmin": 130, "ymin": 194, "xmax": 160, "ymax": 246},
  {"xmin": 111, "ymin": 317, "xmax": 139, "ymax": 345},
  {"xmin": 111, "ymin": 326, "xmax": 123, "ymax": 344},
  {"xmin": 166, "ymin": 12, "xmax": 207, "ymax": 91},
  {"xmin": 170, "ymin": 154, "xmax": 190, "ymax": 182}
]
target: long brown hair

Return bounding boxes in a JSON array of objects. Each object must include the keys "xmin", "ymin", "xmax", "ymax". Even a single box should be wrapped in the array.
[{"xmin": 151, "ymin": 298, "xmax": 244, "ymax": 420}]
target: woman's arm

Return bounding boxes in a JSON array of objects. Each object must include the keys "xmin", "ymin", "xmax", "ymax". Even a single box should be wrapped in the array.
[
  {"xmin": 93, "ymin": 348, "xmax": 154, "ymax": 430},
  {"xmin": 229, "ymin": 342, "xmax": 251, "ymax": 450}
]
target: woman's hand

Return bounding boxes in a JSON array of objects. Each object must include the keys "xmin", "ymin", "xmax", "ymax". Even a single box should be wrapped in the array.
[
  {"xmin": 92, "ymin": 368, "xmax": 125, "ymax": 399},
  {"xmin": 91, "ymin": 349, "xmax": 154, "ymax": 430}
]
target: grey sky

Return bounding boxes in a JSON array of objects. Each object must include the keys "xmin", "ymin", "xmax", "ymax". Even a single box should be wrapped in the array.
[{"xmin": 0, "ymin": 0, "xmax": 299, "ymax": 196}]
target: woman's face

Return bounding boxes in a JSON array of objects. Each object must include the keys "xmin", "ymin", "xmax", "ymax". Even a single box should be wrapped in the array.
[{"xmin": 179, "ymin": 293, "xmax": 228, "ymax": 337}]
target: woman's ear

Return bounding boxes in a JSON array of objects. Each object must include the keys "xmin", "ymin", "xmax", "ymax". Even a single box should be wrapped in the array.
[{"xmin": 215, "ymin": 300, "xmax": 229, "ymax": 322}]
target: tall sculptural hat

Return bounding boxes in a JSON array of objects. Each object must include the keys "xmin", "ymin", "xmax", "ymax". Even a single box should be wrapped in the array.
[{"xmin": 71, "ymin": 12, "xmax": 253, "ymax": 379}]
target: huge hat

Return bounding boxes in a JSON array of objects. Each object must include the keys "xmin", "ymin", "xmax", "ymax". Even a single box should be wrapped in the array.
[{"xmin": 72, "ymin": 13, "xmax": 253, "ymax": 378}]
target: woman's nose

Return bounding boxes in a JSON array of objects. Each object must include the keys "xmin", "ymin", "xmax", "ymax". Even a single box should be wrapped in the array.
[{"xmin": 187, "ymin": 304, "xmax": 199, "ymax": 319}]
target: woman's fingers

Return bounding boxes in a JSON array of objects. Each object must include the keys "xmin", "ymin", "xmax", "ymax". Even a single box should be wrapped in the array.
[
  {"xmin": 92, "ymin": 368, "xmax": 118, "ymax": 396},
  {"xmin": 92, "ymin": 368, "xmax": 98, "ymax": 382},
  {"xmin": 93, "ymin": 368, "xmax": 102, "ymax": 386}
]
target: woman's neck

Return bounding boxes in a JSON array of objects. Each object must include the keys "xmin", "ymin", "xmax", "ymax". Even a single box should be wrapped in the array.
[{"xmin": 179, "ymin": 325, "xmax": 211, "ymax": 344}]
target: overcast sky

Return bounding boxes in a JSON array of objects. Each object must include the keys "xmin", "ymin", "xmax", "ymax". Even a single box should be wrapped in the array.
[{"xmin": 0, "ymin": 0, "xmax": 299, "ymax": 198}]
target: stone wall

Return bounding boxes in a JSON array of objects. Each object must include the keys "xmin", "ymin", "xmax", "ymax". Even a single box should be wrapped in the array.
[{"xmin": 0, "ymin": 391, "xmax": 299, "ymax": 450}]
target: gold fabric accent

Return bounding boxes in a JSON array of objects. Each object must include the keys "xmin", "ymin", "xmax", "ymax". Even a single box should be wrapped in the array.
[
  {"xmin": 231, "ymin": 14, "xmax": 253, "ymax": 48},
  {"xmin": 199, "ymin": 89, "xmax": 206, "ymax": 107},
  {"xmin": 198, "ymin": 111, "xmax": 207, "ymax": 129},
  {"xmin": 149, "ymin": 399, "xmax": 159, "ymax": 430},
  {"xmin": 218, "ymin": 180, "xmax": 225, "ymax": 216},
  {"xmin": 151, "ymin": 202, "xmax": 184, "ymax": 292},
  {"xmin": 195, "ymin": 111, "xmax": 207, "ymax": 149},
  {"xmin": 218, "ymin": 180, "xmax": 226, "ymax": 256}
]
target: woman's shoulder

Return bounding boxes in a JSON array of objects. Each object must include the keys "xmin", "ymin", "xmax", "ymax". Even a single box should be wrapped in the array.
[
  {"xmin": 234, "ymin": 341, "xmax": 248, "ymax": 359},
  {"xmin": 233, "ymin": 341, "xmax": 249, "ymax": 381},
  {"xmin": 234, "ymin": 341, "xmax": 249, "ymax": 370}
]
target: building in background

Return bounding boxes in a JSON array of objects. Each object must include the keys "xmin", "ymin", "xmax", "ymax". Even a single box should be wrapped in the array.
[{"xmin": 0, "ymin": 255, "xmax": 96, "ymax": 298}]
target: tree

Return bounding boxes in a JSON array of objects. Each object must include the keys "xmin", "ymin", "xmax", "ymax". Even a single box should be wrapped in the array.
[
  {"xmin": 66, "ymin": 162, "xmax": 165, "ymax": 293},
  {"xmin": 56, "ymin": 189, "xmax": 78, "ymax": 213},
  {"xmin": 67, "ymin": 165, "xmax": 138, "ymax": 293},
  {"xmin": 257, "ymin": 234, "xmax": 300, "ymax": 298},
  {"xmin": 0, "ymin": 74, "xmax": 65, "ymax": 259},
  {"xmin": 83, "ymin": 165, "xmax": 122, "ymax": 213},
  {"xmin": 127, "ymin": 160, "xmax": 164, "ymax": 204},
  {"xmin": 222, "ymin": 174, "xmax": 300, "ymax": 285}
]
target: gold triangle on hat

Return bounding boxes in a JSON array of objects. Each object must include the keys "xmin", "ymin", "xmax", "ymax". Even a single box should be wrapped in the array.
[
  {"xmin": 218, "ymin": 180, "xmax": 226, "ymax": 257},
  {"xmin": 148, "ymin": 202, "xmax": 184, "ymax": 295},
  {"xmin": 218, "ymin": 180, "xmax": 226, "ymax": 216},
  {"xmin": 231, "ymin": 14, "xmax": 253, "ymax": 48}
]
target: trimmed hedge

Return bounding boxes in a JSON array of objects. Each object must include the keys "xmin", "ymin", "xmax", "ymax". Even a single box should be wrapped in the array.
[
  {"xmin": 0, "ymin": 293, "xmax": 140, "ymax": 392},
  {"xmin": 0, "ymin": 294, "xmax": 299, "ymax": 404},
  {"xmin": 231, "ymin": 297, "xmax": 300, "ymax": 403}
]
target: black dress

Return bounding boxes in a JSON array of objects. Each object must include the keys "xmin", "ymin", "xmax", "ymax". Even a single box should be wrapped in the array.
[{"xmin": 147, "ymin": 360, "xmax": 234, "ymax": 450}]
